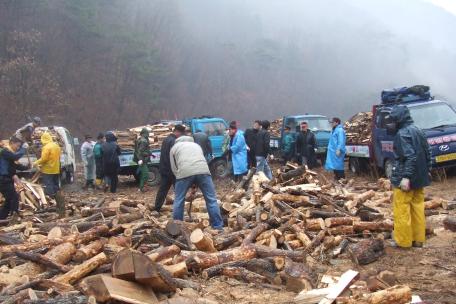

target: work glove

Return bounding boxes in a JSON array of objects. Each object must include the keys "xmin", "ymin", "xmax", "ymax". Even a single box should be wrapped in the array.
[
  {"xmin": 138, "ymin": 160, "xmax": 143, "ymax": 165},
  {"xmin": 314, "ymin": 148, "xmax": 318, "ymax": 152},
  {"xmin": 400, "ymin": 178, "xmax": 411, "ymax": 192},
  {"xmin": 269, "ymin": 155, "xmax": 274, "ymax": 161},
  {"xmin": 336, "ymin": 149, "xmax": 341, "ymax": 157},
  {"xmin": 22, "ymin": 142, "xmax": 29, "ymax": 149}
]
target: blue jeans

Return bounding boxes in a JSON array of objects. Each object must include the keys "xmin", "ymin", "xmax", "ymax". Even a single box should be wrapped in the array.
[
  {"xmin": 173, "ymin": 174, "xmax": 223, "ymax": 229},
  {"xmin": 256, "ymin": 156, "xmax": 272, "ymax": 180},
  {"xmin": 42, "ymin": 174, "xmax": 60, "ymax": 197}
]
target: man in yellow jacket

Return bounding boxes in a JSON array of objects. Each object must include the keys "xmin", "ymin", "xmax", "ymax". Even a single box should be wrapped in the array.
[{"xmin": 34, "ymin": 132, "xmax": 64, "ymax": 216}]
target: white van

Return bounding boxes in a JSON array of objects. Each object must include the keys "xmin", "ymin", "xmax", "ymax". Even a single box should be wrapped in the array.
[{"xmin": 18, "ymin": 126, "xmax": 77, "ymax": 184}]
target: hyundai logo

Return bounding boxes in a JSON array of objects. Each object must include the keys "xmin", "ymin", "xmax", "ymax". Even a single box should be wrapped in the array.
[{"xmin": 439, "ymin": 144, "xmax": 450, "ymax": 152}]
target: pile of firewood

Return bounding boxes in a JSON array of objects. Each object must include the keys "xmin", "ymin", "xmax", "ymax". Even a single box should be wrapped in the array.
[
  {"xmin": 344, "ymin": 112, "xmax": 373, "ymax": 145},
  {"xmin": 0, "ymin": 164, "xmax": 451, "ymax": 303},
  {"xmin": 269, "ymin": 118, "xmax": 283, "ymax": 138},
  {"xmin": 114, "ymin": 123, "xmax": 177, "ymax": 151},
  {"xmin": 32, "ymin": 128, "xmax": 65, "ymax": 148}
]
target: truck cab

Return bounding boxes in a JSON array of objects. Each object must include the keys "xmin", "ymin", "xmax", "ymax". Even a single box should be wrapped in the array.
[
  {"xmin": 271, "ymin": 114, "xmax": 331, "ymax": 161},
  {"xmin": 373, "ymin": 99, "xmax": 456, "ymax": 177}
]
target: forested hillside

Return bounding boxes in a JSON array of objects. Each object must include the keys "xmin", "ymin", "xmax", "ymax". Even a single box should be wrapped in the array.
[{"xmin": 1, "ymin": 0, "xmax": 455, "ymax": 138}]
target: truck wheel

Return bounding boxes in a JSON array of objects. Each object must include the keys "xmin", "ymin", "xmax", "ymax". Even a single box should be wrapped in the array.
[
  {"xmin": 349, "ymin": 157, "xmax": 360, "ymax": 175},
  {"xmin": 147, "ymin": 166, "xmax": 161, "ymax": 187},
  {"xmin": 211, "ymin": 158, "xmax": 229, "ymax": 178},
  {"xmin": 66, "ymin": 166, "xmax": 74, "ymax": 184},
  {"xmin": 384, "ymin": 159, "xmax": 393, "ymax": 179}
]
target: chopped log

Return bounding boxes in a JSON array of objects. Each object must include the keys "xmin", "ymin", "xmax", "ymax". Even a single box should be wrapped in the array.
[
  {"xmin": 282, "ymin": 258, "xmax": 317, "ymax": 292},
  {"xmin": 0, "ymin": 233, "xmax": 23, "ymax": 245},
  {"xmin": 213, "ymin": 234, "xmax": 241, "ymax": 251},
  {"xmin": 0, "ymin": 270, "xmax": 57, "ymax": 296},
  {"xmin": 80, "ymin": 207, "xmax": 117, "ymax": 217},
  {"xmin": 348, "ymin": 238, "xmax": 384, "ymax": 265},
  {"xmin": 14, "ymin": 251, "xmax": 72, "ymax": 273},
  {"xmin": 306, "ymin": 230, "xmax": 326, "ymax": 253},
  {"xmin": 22, "ymin": 296, "xmax": 89, "ymax": 304},
  {"xmin": 112, "ymin": 212, "xmax": 143, "ymax": 225},
  {"xmin": 346, "ymin": 190, "xmax": 376, "ymax": 210},
  {"xmin": 149, "ymin": 228, "xmax": 190, "ymax": 250},
  {"xmin": 324, "ymin": 217, "xmax": 354, "ymax": 228},
  {"xmin": 0, "ymin": 288, "xmax": 38, "ymax": 304},
  {"xmin": 332, "ymin": 239, "xmax": 349, "ymax": 258},
  {"xmin": 148, "ymin": 245, "xmax": 181, "ymax": 262},
  {"xmin": 294, "ymin": 287, "xmax": 332, "ymax": 304},
  {"xmin": 162, "ymin": 261, "xmax": 188, "ymax": 278},
  {"xmin": 242, "ymin": 222, "xmax": 269, "ymax": 245},
  {"xmin": 443, "ymin": 216, "xmax": 456, "ymax": 232},
  {"xmin": 272, "ymin": 194, "xmax": 310, "ymax": 205},
  {"xmin": 108, "ymin": 235, "xmax": 132, "ymax": 248},
  {"xmin": 165, "ymin": 220, "xmax": 184, "ymax": 237},
  {"xmin": 54, "ymin": 252, "xmax": 108, "ymax": 284},
  {"xmin": 353, "ymin": 221, "xmax": 393, "ymax": 232},
  {"xmin": 305, "ymin": 218, "xmax": 326, "ymax": 231},
  {"xmin": 358, "ymin": 209, "xmax": 384, "ymax": 222},
  {"xmin": 47, "ymin": 227, "xmax": 63, "ymax": 240},
  {"xmin": 328, "ymin": 225, "xmax": 354, "ymax": 236},
  {"xmin": 305, "ymin": 210, "xmax": 345, "ymax": 219},
  {"xmin": 222, "ymin": 267, "xmax": 268, "ymax": 284},
  {"xmin": 424, "ymin": 198, "xmax": 443, "ymax": 210},
  {"xmin": 0, "ymin": 225, "xmax": 109, "ymax": 255},
  {"xmin": 442, "ymin": 201, "xmax": 456, "ymax": 210},
  {"xmin": 280, "ymin": 166, "xmax": 306, "ymax": 181},
  {"xmin": 367, "ymin": 285, "xmax": 412, "ymax": 304},
  {"xmin": 190, "ymin": 229, "xmax": 217, "ymax": 252},
  {"xmin": 254, "ymin": 245, "xmax": 306, "ymax": 262},
  {"xmin": 80, "ymin": 274, "xmax": 159, "ymax": 304},
  {"xmin": 73, "ymin": 239, "xmax": 107, "ymax": 263},
  {"xmin": 103, "ymin": 243, "xmax": 125, "ymax": 261}
]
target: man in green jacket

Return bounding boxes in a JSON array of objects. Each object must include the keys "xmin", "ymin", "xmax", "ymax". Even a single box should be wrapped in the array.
[
  {"xmin": 134, "ymin": 128, "xmax": 150, "ymax": 192},
  {"xmin": 281, "ymin": 126, "xmax": 295, "ymax": 164}
]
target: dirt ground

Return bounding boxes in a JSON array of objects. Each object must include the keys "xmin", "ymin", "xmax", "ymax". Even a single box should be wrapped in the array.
[{"xmin": 63, "ymin": 167, "xmax": 456, "ymax": 304}]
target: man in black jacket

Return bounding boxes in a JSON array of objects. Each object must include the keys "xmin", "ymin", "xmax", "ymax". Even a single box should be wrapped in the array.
[
  {"xmin": 296, "ymin": 121, "xmax": 317, "ymax": 168},
  {"xmin": 101, "ymin": 132, "xmax": 121, "ymax": 193},
  {"xmin": 244, "ymin": 121, "xmax": 260, "ymax": 168},
  {"xmin": 0, "ymin": 137, "xmax": 30, "ymax": 220},
  {"xmin": 193, "ymin": 129, "xmax": 213, "ymax": 161},
  {"xmin": 254, "ymin": 120, "xmax": 272, "ymax": 179},
  {"xmin": 154, "ymin": 125, "xmax": 185, "ymax": 212}
]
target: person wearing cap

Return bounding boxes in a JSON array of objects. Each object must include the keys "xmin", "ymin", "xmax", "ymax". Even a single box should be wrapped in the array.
[
  {"xmin": 281, "ymin": 126, "xmax": 295, "ymax": 164},
  {"xmin": 101, "ymin": 132, "xmax": 121, "ymax": 193},
  {"xmin": 134, "ymin": 128, "xmax": 151, "ymax": 192},
  {"xmin": 81, "ymin": 135, "xmax": 96, "ymax": 190},
  {"xmin": 387, "ymin": 105, "xmax": 431, "ymax": 248},
  {"xmin": 229, "ymin": 121, "xmax": 248, "ymax": 181},
  {"xmin": 0, "ymin": 137, "xmax": 30, "ymax": 220},
  {"xmin": 14, "ymin": 116, "xmax": 41, "ymax": 143},
  {"xmin": 325, "ymin": 117, "xmax": 346, "ymax": 180},
  {"xmin": 254, "ymin": 120, "xmax": 272, "ymax": 180},
  {"xmin": 93, "ymin": 133, "xmax": 105, "ymax": 188},
  {"xmin": 34, "ymin": 132, "xmax": 64, "ymax": 216},
  {"xmin": 154, "ymin": 125, "xmax": 185, "ymax": 212},
  {"xmin": 170, "ymin": 135, "xmax": 223, "ymax": 229},
  {"xmin": 296, "ymin": 121, "xmax": 317, "ymax": 168}
]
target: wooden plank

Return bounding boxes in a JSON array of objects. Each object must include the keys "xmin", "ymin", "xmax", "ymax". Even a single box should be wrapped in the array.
[{"xmin": 318, "ymin": 270, "xmax": 359, "ymax": 304}]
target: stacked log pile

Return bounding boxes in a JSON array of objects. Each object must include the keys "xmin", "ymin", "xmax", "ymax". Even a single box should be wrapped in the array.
[
  {"xmin": 344, "ymin": 112, "xmax": 373, "ymax": 145},
  {"xmin": 1, "ymin": 164, "xmax": 450, "ymax": 303},
  {"xmin": 113, "ymin": 123, "xmax": 178, "ymax": 151},
  {"xmin": 32, "ymin": 128, "xmax": 65, "ymax": 148},
  {"xmin": 269, "ymin": 118, "xmax": 283, "ymax": 138}
]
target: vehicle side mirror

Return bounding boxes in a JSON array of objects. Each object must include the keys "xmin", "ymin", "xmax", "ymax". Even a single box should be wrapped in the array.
[{"xmin": 73, "ymin": 138, "xmax": 80, "ymax": 145}]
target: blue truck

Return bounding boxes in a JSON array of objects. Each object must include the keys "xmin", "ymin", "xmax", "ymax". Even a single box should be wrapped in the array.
[
  {"xmin": 118, "ymin": 117, "xmax": 229, "ymax": 186},
  {"xmin": 346, "ymin": 86, "xmax": 456, "ymax": 177},
  {"xmin": 270, "ymin": 114, "xmax": 332, "ymax": 163}
]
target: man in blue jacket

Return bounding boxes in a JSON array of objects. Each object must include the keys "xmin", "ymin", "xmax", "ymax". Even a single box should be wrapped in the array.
[
  {"xmin": 325, "ymin": 117, "xmax": 346, "ymax": 180},
  {"xmin": 0, "ymin": 137, "xmax": 30, "ymax": 220},
  {"xmin": 387, "ymin": 105, "xmax": 431, "ymax": 248},
  {"xmin": 229, "ymin": 121, "xmax": 248, "ymax": 181}
]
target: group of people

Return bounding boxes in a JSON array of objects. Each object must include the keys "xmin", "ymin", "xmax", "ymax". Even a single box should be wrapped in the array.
[{"xmin": 80, "ymin": 132, "xmax": 123, "ymax": 193}]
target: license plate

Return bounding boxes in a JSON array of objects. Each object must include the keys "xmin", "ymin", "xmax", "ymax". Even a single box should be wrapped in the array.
[{"xmin": 436, "ymin": 152, "xmax": 456, "ymax": 163}]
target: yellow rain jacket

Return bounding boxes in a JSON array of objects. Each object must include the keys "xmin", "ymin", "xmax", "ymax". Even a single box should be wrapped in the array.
[{"xmin": 35, "ymin": 132, "xmax": 61, "ymax": 174}]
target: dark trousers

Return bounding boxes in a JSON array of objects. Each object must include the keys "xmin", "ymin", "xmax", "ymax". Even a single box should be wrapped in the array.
[
  {"xmin": 154, "ymin": 174, "xmax": 175, "ymax": 212},
  {"xmin": 104, "ymin": 173, "xmax": 118, "ymax": 193},
  {"xmin": 42, "ymin": 174, "xmax": 60, "ymax": 197},
  {"xmin": 247, "ymin": 151, "xmax": 256, "ymax": 169},
  {"xmin": 95, "ymin": 158, "xmax": 104, "ymax": 179},
  {"xmin": 334, "ymin": 170, "xmax": 345, "ymax": 180},
  {"xmin": 0, "ymin": 181, "xmax": 19, "ymax": 219}
]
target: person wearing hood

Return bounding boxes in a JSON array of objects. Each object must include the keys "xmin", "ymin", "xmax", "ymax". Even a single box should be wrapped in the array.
[
  {"xmin": 244, "ymin": 121, "xmax": 260, "ymax": 169},
  {"xmin": 255, "ymin": 120, "xmax": 273, "ymax": 180},
  {"xmin": 93, "ymin": 133, "xmax": 105, "ymax": 188},
  {"xmin": 170, "ymin": 135, "xmax": 223, "ymax": 230},
  {"xmin": 325, "ymin": 117, "xmax": 346, "ymax": 180},
  {"xmin": 34, "ymin": 132, "xmax": 64, "ymax": 216},
  {"xmin": 81, "ymin": 135, "xmax": 96, "ymax": 189},
  {"xmin": 134, "ymin": 128, "xmax": 151, "ymax": 192},
  {"xmin": 229, "ymin": 121, "xmax": 248, "ymax": 181},
  {"xmin": 0, "ymin": 137, "xmax": 30, "ymax": 220},
  {"xmin": 387, "ymin": 105, "xmax": 431, "ymax": 248},
  {"xmin": 193, "ymin": 129, "xmax": 213, "ymax": 161},
  {"xmin": 102, "ymin": 132, "xmax": 121, "ymax": 193}
]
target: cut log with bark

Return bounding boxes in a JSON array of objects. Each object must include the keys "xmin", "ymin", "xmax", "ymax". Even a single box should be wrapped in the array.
[
  {"xmin": 348, "ymin": 238, "xmax": 385, "ymax": 265},
  {"xmin": 14, "ymin": 251, "xmax": 72, "ymax": 273},
  {"xmin": 162, "ymin": 261, "xmax": 188, "ymax": 278},
  {"xmin": 282, "ymin": 258, "xmax": 317, "ymax": 292},
  {"xmin": 190, "ymin": 229, "xmax": 217, "ymax": 252},
  {"xmin": 366, "ymin": 285, "xmax": 412, "ymax": 304},
  {"xmin": 305, "ymin": 210, "xmax": 346, "ymax": 219},
  {"xmin": 72, "ymin": 239, "xmax": 107, "ymax": 263},
  {"xmin": 324, "ymin": 217, "xmax": 354, "ymax": 228},
  {"xmin": 305, "ymin": 218, "xmax": 326, "ymax": 231},
  {"xmin": 353, "ymin": 221, "xmax": 393, "ymax": 232},
  {"xmin": 54, "ymin": 252, "xmax": 108, "ymax": 284},
  {"xmin": 148, "ymin": 245, "xmax": 181, "ymax": 262},
  {"xmin": 222, "ymin": 266, "xmax": 268, "ymax": 284},
  {"xmin": 242, "ymin": 223, "xmax": 269, "ymax": 245},
  {"xmin": 280, "ymin": 166, "xmax": 306, "ymax": 182},
  {"xmin": 80, "ymin": 274, "xmax": 159, "ymax": 304},
  {"xmin": 443, "ymin": 216, "xmax": 456, "ymax": 232},
  {"xmin": 272, "ymin": 194, "xmax": 310, "ymax": 205}
]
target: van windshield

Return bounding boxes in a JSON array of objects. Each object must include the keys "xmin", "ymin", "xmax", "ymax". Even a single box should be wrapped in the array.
[
  {"xmin": 296, "ymin": 118, "xmax": 332, "ymax": 132},
  {"xmin": 409, "ymin": 103, "xmax": 456, "ymax": 130}
]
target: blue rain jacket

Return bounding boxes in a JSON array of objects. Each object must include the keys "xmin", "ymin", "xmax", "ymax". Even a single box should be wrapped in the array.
[
  {"xmin": 325, "ymin": 125, "xmax": 346, "ymax": 171},
  {"xmin": 230, "ymin": 130, "xmax": 248, "ymax": 175}
]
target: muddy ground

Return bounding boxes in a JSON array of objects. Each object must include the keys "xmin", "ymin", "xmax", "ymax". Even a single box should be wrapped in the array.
[{"xmin": 63, "ymin": 167, "xmax": 456, "ymax": 304}]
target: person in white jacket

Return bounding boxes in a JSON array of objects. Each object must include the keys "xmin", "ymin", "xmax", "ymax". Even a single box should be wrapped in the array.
[
  {"xmin": 81, "ymin": 135, "xmax": 96, "ymax": 189},
  {"xmin": 170, "ymin": 136, "xmax": 223, "ymax": 229}
]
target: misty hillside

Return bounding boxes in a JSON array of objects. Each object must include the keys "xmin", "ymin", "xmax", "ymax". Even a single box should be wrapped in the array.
[{"xmin": 1, "ymin": 0, "xmax": 455, "ymax": 138}]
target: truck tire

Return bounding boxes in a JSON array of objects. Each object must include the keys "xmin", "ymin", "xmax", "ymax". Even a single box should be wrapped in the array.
[
  {"xmin": 349, "ymin": 157, "xmax": 361, "ymax": 175},
  {"xmin": 210, "ymin": 158, "xmax": 229, "ymax": 178},
  {"xmin": 384, "ymin": 159, "xmax": 393, "ymax": 179},
  {"xmin": 60, "ymin": 166, "xmax": 74, "ymax": 185},
  {"xmin": 147, "ymin": 166, "xmax": 161, "ymax": 187}
]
